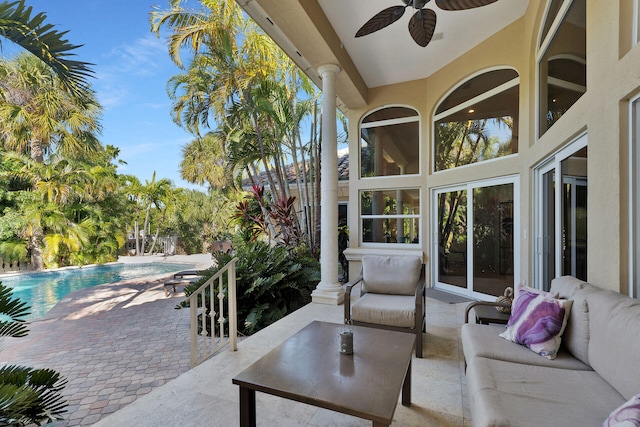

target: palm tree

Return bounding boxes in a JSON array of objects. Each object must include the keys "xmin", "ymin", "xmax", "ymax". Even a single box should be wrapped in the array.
[
  {"xmin": 139, "ymin": 172, "xmax": 173, "ymax": 255},
  {"xmin": 180, "ymin": 131, "xmax": 229, "ymax": 189},
  {"xmin": 152, "ymin": 0, "xmax": 326, "ymax": 246},
  {"xmin": 0, "ymin": 53, "xmax": 102, "ymax": 163},
  {"xmin": 0, "ymin": 0, "xmax": 94, "ymax": 95},
  {"xmin": 151, "ymin": 0, "xmax": 283, "ymax": 196},
  {"xmin": 2, "ymin": 148, "xmax": 126, "ymax": 268}
]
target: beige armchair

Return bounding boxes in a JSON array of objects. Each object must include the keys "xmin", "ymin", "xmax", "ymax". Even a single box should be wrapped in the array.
[{"xmin": 344, "ymin": 255, "xmax": 426, "ymax": 358}]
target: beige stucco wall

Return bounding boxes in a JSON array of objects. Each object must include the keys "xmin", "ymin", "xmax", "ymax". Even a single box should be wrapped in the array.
[{"xmin": 345, "ymin": 0, "xmax": 640, "ymax": 294}]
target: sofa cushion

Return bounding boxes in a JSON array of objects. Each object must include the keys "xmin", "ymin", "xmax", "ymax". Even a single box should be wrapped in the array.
[
  {"xmin": 466, "ymin": 357, "xmax": 626, "ymax": 427},
  {"xmin": 351, "ymin": 293, "xmax": 415, "ymax": 328},
  {"xmin": 499, "ymin": 289, "xmax": 572, "ymax": 359},
  {"xmin": 361, "ymin": 255, "xmax": 422, "ymax": 296},
  {"xmin": 602, "ymin": 392, "xmax": 640, "ymax": 427},
  {"xmin": 461, "ymin": 323, "xmax": 592, "ymax": 370},
  {"xmin": 587, "ymin": 290, "xmax": 640, "ymax": 400},
  {"xmin": 560, "ymin": 284, "xmax": 601, "ymax": 365},
  {"xmin": 550, "ymin": 275, "xmax": 588, "ymax": 299}
]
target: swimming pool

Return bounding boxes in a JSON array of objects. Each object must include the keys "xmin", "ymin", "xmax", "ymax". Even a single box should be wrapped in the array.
[{"xmin": 0, "ymin": 263, "xmax": 196, "ymax": 320}]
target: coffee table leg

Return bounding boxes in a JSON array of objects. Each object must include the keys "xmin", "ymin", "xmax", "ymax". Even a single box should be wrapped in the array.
[
  {"xmin": 372, "ymin": 422, "xmax": 390, "ymax": 427},
  {"xmin": 239, "ymin": 386, "xmax": 256, "ymax": 427},
  {"xmin": 402, "ymin": 359, "xmax": 411, "ymax": 406}
]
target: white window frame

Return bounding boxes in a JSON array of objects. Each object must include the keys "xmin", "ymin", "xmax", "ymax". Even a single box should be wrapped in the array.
[
  {"xmin": 359, "ymin": 106, "xmax": 421, "ymax": 180},
  {"xmin": 629, "ymin": 97, "xmax": 640, "ymax": 298},
  {"xmin": 635, "ymin": 0, "xmax": 640, "ymax": 46},
  {"xmin": 359, "ymin": 187, "xmax": 421, "ymax": 248}
]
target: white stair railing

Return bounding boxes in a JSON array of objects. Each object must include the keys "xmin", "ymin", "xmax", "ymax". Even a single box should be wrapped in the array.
[{"xmin": 189, "ymin": 257, "xmax": 238, "ymax": 368}]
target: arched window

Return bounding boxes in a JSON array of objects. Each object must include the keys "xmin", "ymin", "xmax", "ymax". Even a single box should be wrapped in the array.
[
  {"xmin": 538, "ymin": 0, "xmax": 586, "ymax": 136},
  {"xmin": 433, "ymin": 69, "xmax": 519, "ymax": 172},
  {"xmin": 360, "ymin": 107, "xmax": 420, "ymax": 178}
]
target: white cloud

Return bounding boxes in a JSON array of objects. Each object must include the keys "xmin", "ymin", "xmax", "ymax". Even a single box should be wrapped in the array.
[{"xmin": 106, "ymin": 34, "xmax": 168, "ymax": 77}]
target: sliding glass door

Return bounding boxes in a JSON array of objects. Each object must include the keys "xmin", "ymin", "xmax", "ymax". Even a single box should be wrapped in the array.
[
  {"xmin": 534, "ymin": 134, "xmax": 588, "ymax": 290},
  {"xmin": 433, "ymin": 177, "xmax": 519, "ymax": 299}
]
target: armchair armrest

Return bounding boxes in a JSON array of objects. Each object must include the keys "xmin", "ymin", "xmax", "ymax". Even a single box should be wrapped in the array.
[
  {"xmin": 464, "ymin": 301, "xmax": 512, "ymax": 324},
  {"xmin": 414, "ymin": 265, "xmax": 426, "ymax": 331},
  {"xmin": 344, "ymin": 274, "xmax": 363, "ymax": 324}
]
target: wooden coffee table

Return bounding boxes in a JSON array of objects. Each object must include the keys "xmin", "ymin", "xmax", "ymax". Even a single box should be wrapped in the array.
[{"xmin": 232, "ymin": 320, "xmax": 415, "ymax": 427}]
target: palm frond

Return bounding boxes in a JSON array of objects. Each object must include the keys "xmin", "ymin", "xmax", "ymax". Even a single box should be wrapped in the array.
[
  {"xmin": 0, "ymin": 283, "xmax": 30, "ymax": 338},
  {"xmin": 0, "ymin": 365, "xmax": 68, "ymax": 425},
  {"xmin": 0, "ymin": 1, "xmax": 95, "ymax": 95}
]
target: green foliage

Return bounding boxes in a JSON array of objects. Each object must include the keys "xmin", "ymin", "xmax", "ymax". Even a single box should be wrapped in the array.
[
  {"xmin": 0, "ymin": 0, "xmax": 95, "ymax": 95},
  {"xmin": 183, "ymin": 239, "xmax": 319, "ymax": 335},
  {"xmin": 0, "ymin": 283, "xmax": 67, "ymax": 425},
  {"xmin": 166, "ymin": 189, "xmax": 237, "ymax": 255},
  {"xmin": 0, "ymin": 365, "xmax": 68, "ymax": 426},
  {"xmin": 0, "ymin": 284, "xmax": 29, "ymax": 338}
]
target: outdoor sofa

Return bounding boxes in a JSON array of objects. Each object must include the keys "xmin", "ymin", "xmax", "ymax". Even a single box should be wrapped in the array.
[{"xmin": 461, "ymin": 276, "xmax": 640, "ymax": 426}]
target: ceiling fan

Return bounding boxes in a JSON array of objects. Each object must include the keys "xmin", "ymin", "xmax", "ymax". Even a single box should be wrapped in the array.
[{"xmin": 355, "ymin": 0, "xmax": 498, "ymax": 47}]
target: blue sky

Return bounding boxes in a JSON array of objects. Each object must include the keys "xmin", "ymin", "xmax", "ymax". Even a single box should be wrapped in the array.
[{"xmin": 3, "ymin": 0, "xmax": 206, "ymax": 190}]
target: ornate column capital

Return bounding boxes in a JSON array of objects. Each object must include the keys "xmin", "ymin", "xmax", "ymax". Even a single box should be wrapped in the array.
[{"xmin": 318, "ymin": 63, "xmax": 341, "ymax": 77}]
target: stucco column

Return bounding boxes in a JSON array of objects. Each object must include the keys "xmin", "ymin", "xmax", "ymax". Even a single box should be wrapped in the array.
[{"xmin": 312, "ymin": 64, "xmax": 344, "ymax": 305}]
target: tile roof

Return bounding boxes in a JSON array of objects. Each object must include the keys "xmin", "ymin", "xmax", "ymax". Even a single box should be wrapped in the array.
[{"xmin": 243, "ymin": 152, "xmax": 349, "ymax": 188}]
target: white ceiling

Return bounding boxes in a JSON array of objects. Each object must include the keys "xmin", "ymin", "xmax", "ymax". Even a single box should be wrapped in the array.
[{"xmin": 317, "ymin": 0, "xmax": 530, "ymax": 88}]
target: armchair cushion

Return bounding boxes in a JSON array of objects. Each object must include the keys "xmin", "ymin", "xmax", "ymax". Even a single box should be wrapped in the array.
[
  {"xmin": 351, "ymin": 294, "xmax": 416, "ymax": 328},
  {"xmin": 361, "ymin": 255, "xmax": 422, "ymax": 296}
]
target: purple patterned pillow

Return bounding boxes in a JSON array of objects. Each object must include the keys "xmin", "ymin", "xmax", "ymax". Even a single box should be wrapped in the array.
[
  {"xmin": 499, "ymin": 289, "xmax": 572, "ymax": 359},
  {"xmin": 602, "ymin": 393, "xmax": 640, "ymax": 427}
]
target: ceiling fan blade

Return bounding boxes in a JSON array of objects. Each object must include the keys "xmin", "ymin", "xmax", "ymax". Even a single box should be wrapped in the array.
[
  {"xmin": 408, "ymin": 8, "xmax": 437, "ymax": 47},
  {"xmin": 356, "ymin": 6, "xmax": 407, "ymax": 37},
  {"xmin": 435, "ymin": 0, "xmax": 498, "ymax": 11}
]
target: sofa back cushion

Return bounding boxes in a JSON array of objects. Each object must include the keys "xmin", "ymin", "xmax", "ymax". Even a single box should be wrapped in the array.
[
  {"xmin": 361, "ymin": 255, "xmax": 422, "ymax": 296},
  {"xmin": 550, "ymin": 275, "xmax": 587, "ymax": 299},
  {"xmin": 549, "ymin": 276, "xmax": 600, "ymax": 365},
  {"xmin": 560, "ymin": 285, "xmax": 601, "ymax": 365},
  {"xmin": 587, "ymin": 290, "xmax": 640, "ymax": 400}
]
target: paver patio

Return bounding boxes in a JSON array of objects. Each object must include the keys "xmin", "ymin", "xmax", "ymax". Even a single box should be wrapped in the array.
[{"xmin": 0, "ymin": 256, "xmax": 210, "ymax": 426}]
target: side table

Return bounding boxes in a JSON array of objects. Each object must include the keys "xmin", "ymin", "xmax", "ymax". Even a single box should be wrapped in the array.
[{"xmin": 473, "ymin": 304, "xmax": 510, "ymax": 325}]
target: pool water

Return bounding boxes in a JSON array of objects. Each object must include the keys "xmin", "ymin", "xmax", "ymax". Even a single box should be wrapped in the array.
[{"xmin": 0, "ymin": 263, "xmax": 196, "ymax": 320}]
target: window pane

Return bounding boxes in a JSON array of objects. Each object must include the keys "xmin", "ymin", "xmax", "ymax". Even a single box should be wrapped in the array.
[
  {"xmin": 473, "ymin": 184, "xmax": 515, "ymax": 297},
  {"xmin": 361, "ymin": 119, "xmax": 420, "ymax": 177},
  {"xmin": 362, "ymin": 106, "xmax": 417, "ymax": 123},
  {"xmin": 540, "ymin": 0, "xmax": 564, "ymax": 47},
  {"xmin": 539, "ymin": 0, "xmax": 586, "ymax": 136},
  {"xmin": 362, "ymin": 218, "xmax": 419, "ymax": 244},
  {"xmin": 360, "ymin": 189, "xmax": 420, "ymax": 244},
  {"xmin": 436, "ymin": 69, "xmax": 518, "ymax": 115},
  {"xmin": 561, "ymin": 147, "xmax": 587, "ymax": 280},
  {"xmin": 435, "ymin": 75, "xmax": 518, "ymax": 172},
  {"xmin": 437, "ymin": 190, "xmax": 467, "ymax": 289}
]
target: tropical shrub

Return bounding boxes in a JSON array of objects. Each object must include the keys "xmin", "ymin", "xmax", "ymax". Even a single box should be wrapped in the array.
[
  {"xmin": 0, "ymin": 283, "xmax": 67, "ymax": 426},
  {"xmin": 233, "ymin": 185, "xmax": 304, "ymax": 249},
  {"xmin": 182, "ymin": 239, "xmax": 320, "ymax": 335}
]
